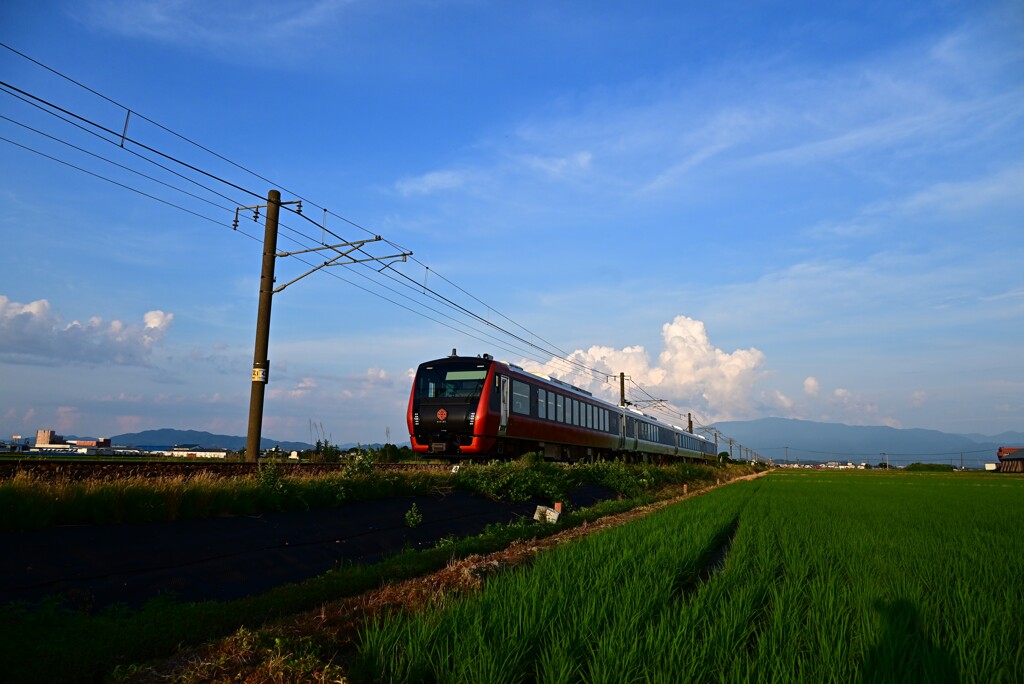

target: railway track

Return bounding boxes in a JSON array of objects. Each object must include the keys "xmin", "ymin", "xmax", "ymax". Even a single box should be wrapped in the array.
[{"xmin": 0, "ymin": 458, "xmax": 451, "ymax": 482}]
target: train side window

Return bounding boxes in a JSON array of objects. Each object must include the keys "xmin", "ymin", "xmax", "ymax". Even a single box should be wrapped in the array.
[
  {"xmin": 587, "ymin": 404, "xmax": 593, "ymax": 429},
  {"xmin": 511, "ymin": 380, "xmax": 530, "ymax": 415},
  {"xmin": 556, "ymin": 395, "xmax": 564, "ymax": 422},
  {"xmin": 572, "ymin": 399, "xmax": 579, "ymax": 426},
  {"xmin": 538, "ymin": 388, "xmax": 547, "ymax": 420},
  {"xmin": 547, "ymin": 392, "xmax": 555, "ymax": 421}
]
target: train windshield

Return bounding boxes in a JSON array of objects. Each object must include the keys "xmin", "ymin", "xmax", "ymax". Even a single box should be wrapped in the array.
[{"xmin": 415, "ymin": 361, "xmax": 489, "ymax": 400}]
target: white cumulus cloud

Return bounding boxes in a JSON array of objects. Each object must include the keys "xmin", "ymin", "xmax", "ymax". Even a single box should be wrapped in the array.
[
  {"xmin": 804, "ymin": 376, "xmax": 820, "ymax": 396},
  {"xmin": 0, "ymin": 296, "xmax": 173, "ymax": 366},
  {"xmin": 522, "ymin": 315, "xmax": 765, "ymax": 422}
]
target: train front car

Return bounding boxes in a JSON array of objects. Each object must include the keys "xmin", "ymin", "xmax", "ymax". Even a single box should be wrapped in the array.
[{"xmin": 408, "ymin": 353, "xmax": 497, "ymax": 457}]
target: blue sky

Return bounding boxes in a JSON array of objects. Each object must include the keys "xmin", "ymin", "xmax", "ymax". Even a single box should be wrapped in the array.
[{"xmin": 1, "ymin": 0, "xmax": 1021, "ymax": 445}]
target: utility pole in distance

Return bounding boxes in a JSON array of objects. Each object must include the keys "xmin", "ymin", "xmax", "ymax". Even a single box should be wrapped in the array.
[{"xmin": 245, "ymin": 190, "xmax": 282, "ymax": 462}]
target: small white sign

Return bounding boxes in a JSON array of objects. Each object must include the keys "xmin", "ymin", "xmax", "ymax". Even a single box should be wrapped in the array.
[{"xmin": 252, "ymin": 367, "xmax": 269, "ymax": 383}]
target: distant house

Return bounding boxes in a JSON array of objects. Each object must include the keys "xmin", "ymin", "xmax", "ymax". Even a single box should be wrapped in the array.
[{"xmin": 997, "ymin": 447, "xmax": 1023, "ymax": 473}]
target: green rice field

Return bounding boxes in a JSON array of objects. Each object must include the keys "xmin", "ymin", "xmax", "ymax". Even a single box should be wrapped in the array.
[{"xmin": 356, "ymin": 470, "xmax": 1024, "ymax": 683}]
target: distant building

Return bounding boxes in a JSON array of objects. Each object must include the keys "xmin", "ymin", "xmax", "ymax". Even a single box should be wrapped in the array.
[
  {"xmin": 167, "ymin": 444, "xmax": 229, "ymax": 459},
  {"xmin": 71, "ymin": 438, "xmax": 112, "ymax": 448},
  {"xmin": 35, "ymin": 429, "xmax": 64, "ymax": 447},
  {"xmin": 33, "ymin": 429, "xmax": 79, "ymax": 452},
  {"xmin": 997, "ymin": 447, "xmax": 1023, "ymax": 473},
  {"xmin": 2, "ymin": 437, "xmax": 29, "ymax": 453},
  {"xmin": 32, "ymin": 430, "xmax": 114, "ymax": 455}
]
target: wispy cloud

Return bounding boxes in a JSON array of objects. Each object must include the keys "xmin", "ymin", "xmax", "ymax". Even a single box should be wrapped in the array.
[
  {"xmin": 424, "ymin": 14, "xmax": 1022, "ymax": 205},
  {"xmin": 894, "ymin": 164, "xmax": 1024, "ymax": 218},
  {"xmin": 518, "ymin": 151, "xmax": 593, "ymax": 179},
  {"xmin": 76, "ymin": 0, "xmax": 356, "ymax": 54},
  {"xmin": 394, "ymin": 170, "xmax": 467, "ymax": 196}
]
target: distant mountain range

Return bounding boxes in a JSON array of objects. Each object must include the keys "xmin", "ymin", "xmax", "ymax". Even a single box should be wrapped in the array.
[
  {"xmin": 710, "ymin": 418, "xmax": 1022, "ymax": 467},
  {"xmin": 104, "ymin": 419, "xmax": 1022, "ymax": 466},
  {"xmin": 109, "ymin": 429, "xmax": 318, "ymax": 452}
]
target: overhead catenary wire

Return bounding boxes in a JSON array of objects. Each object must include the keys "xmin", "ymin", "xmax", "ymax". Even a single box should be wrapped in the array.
[
  {"xmin": 1, "ymin": 45, "xmax": 710, "ymax": 430},
  {"xmin": 0, "ymin": 134, "xmax": 247, "ymax": 237},
  {"xmin": 1, "ymin": 53, "xmax": 617, "ymax": 384},
  {"xmin": 0, "ymin": 113, "xmax": 236, "ymax": 215},
  {"xmin": 0, "ymin": 79, "xmax": 266, "ymax": 205},
  {"xmin": 0, "ymin": 104, "xmax": 571, "ymax": 373}
]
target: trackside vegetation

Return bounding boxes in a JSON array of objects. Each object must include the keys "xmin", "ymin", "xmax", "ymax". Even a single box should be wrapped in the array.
[
  {"xmin": 356, "ymin": 471, "xmax": 1024, "ymax": 683},
  {"xmin": 0, "ymin": 460, "xmax": 750, "ymax": 681},
  {"xmin": 0, "ymin": 457, "xmax": 737, "ymax": 532}
]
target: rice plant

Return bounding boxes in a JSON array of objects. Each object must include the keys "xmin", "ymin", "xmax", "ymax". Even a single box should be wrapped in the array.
[{"xmin": 356, "ymin": 472, "xmax": 1024, "ymax": 683}]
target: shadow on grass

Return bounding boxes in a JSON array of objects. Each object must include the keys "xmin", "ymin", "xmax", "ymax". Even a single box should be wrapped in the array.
[{"xmin": 859, "ymin": 598, "xmax": 959, "ymax": 684}]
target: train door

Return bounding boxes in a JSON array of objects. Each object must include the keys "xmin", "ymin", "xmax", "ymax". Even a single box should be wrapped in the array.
[{"xmin": 498, "ymin": 375, "xmax": 509, "ymax": 436}]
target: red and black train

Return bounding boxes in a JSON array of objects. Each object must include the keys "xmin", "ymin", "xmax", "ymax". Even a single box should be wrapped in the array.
[{"xmin": 407, "ymin": 351, "xmax": 716, "ymax": 462}]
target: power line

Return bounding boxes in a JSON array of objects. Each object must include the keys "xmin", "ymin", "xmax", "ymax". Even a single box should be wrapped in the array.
[
  {"xmin": 1, "ymin": 52, "xmax": 597, "ymax": 377},
  {"xmin": 1, "ymin": 45, "xmax": 703, "ymax": 423},
  {"xmin": 0, "ymin": 134, "xmax": 246, "ymax": 236},
  {"xmin": 0, "ymin": 79, "xmax": 265, "ymax": 204},
  {"xmin": 0, "ymin": 113, "xmax": 235, "ymax": 215}
]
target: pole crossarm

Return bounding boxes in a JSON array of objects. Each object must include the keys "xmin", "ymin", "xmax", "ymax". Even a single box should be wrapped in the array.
[
  {"xmin": 273, "ymin": 236, "xmax": 411, "ymax": 293},
  {"xmin": 234, "ymin": 199, "xmax": 301, "ymax": 229},
  {"xmin": 630, "ymin": 399, "xmax": 666, "ymax": 408}
]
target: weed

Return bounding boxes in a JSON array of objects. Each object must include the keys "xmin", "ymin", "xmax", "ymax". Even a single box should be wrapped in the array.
[{"xmin": 405, "ymin": 502, "xmax": 424, "ymax": 528}]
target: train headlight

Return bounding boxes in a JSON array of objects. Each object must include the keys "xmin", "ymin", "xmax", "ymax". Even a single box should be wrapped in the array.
[
  {"xmin": 413, "ymin": 412, "xmax": 420, "ymax": 426},
  {"xmin": 468, "ymin": 411, "xmax": 476, "ymax": 427}
]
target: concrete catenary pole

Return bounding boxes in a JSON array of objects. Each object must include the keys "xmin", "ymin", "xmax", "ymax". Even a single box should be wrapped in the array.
[{"xmin": 245, "ymin": 190, "xmax": 281, "ymax": 462}]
